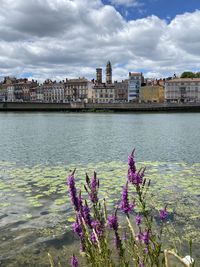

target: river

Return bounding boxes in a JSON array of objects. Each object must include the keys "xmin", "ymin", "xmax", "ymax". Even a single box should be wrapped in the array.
[{"xmin": 0, "ymin": 112, "xmax": 199, "ymax": 266}]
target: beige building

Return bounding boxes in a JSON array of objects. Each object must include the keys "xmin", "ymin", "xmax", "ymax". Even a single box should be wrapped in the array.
[
  {"xmin": 64, "ymin": 77, "xmax": 94, "ymax": 103},
  {"xmin": 165, "ymin": 78, "xmax": 200, "ymax": 102},
  {"xmin": 93, "ymin": 83, "xmax": 115, "ymax": 103},
  {"xmin": 2, "ymin": 77, "xmax": 38, "ymax": 101},
  {"xmin": 140, "ymin": 85, "xmax": 164, "ymax": 103}
]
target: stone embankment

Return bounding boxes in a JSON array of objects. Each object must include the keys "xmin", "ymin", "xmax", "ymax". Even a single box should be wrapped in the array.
[{"xmin": 1, "ymin": 102, "xmax": 200, "ymax": 112}]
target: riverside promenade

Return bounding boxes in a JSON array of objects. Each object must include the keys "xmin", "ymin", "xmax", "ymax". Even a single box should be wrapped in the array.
[{"xmin": 1, "ymin": 101, "xmax": 200, "ymax": 112}]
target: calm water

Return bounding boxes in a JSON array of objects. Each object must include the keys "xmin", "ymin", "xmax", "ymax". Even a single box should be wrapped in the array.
[
  {"xmin": 0, "ymin": 112, "xmax": 200, "ymax": 266},
  {"xmin": 0, "ymin": 112, "xmax": 200, "ymax": 165}
]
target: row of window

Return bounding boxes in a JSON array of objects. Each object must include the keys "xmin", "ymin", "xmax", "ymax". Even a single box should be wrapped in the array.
[{"xmin": 167, "ymin": 83, "xmax": 200, "ymax": 86}]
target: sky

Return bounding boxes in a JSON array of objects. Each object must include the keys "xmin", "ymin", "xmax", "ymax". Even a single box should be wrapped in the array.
[{"xmin": 0, "ymin": 0, "xmax": 200, "ymax": 82}]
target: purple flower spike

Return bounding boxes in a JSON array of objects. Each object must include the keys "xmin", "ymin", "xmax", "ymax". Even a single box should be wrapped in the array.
[
  {"xmin": 119, "ymin": 183, "xmax": 134, "ymax": 215},
  {"xmin": 142, "ymin": 231, "xmax": 150, "ymax": 245},
  {"xmin": 82, "ymin": 204, "xmax": 92, "ymax": 227},
  {"xmin": 159, "ymin": 207, "xmax": 168, "ymax": 220},
  {"xmin": 68, "ymin": 174, "xmax": 80, "ymax": 211},
  {"xmin": 72, "ymin": 215, "xmax": 84, "ymax": 239},
  {"xmin": 128, "ymin": 151, "xmax": 136, "ymax": 173},
  {"xmin": 108, "ymin": 214, "xmax": 118, "ymax": 231},
  {"xmin": 127, "ymin": 151, "xmax": 145, "ymax": 185},
  {"xmin": 90, "ymin": 232, "xmax": 97, "ymax": 244},
  {"xmin": 135, "ymin": 214, "xmax": 142, "ymax": 225},
  {"xmin": 91, "ymin": 220, "xmax": 104, "ymax": 237},
  {"xmin": 138, "ymin": 231, "xmax": 150, "ymax": 245},
  {"xmin": 71, "ymin": 254, "xmax": 78, "ymax": 267},
  {"xmin": 139, "ymin": 261, "xmax": 145, "ymax": 267},
  {"xmin": 89, "ymin": 172, "xmax": 99, "ymax": 204}
]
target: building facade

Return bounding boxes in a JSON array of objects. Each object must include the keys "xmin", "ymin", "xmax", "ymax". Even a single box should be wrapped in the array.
[
  {"xmin": 43, "ymin": 80, "xmax": 65, "ymax": 102},
  {"xmin": 165, "ymin": 78, "xmax": 200, "ymax": 103},
  {"xmin": 93, "ymin": 83, "xmax": 115, "ymax": 103},
  {"xmin": 64, "ymin": 77, "xmax": 93, "ymax": 103},
  {"xmin": 114, "ymin": 80, "xmax": 128, "ymax": 102},
  {"xmin": 139, "ymin": 86, "xmax": 164, "ymax": 103},
  {"xmin": 2, "ymin": 77, "xmax": 38, "ymax": 102},
  {"xmin": 0, "ymin": 83, "xmax": 6, "ymax": 101},
  {"xmin": 128, "ymin": 72, "xmax": 144, "ymax": 102}
]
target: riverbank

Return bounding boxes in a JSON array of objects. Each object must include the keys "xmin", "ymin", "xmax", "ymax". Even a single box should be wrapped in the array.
[{"xmin": 1, "ymin": 101, "xmax": 200, "ymax": 112}]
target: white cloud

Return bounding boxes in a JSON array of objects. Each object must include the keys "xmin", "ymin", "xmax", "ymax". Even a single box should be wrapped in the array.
[{"xmin": 0, "ymin": 0, "xmax": 200, "ymax": 82}]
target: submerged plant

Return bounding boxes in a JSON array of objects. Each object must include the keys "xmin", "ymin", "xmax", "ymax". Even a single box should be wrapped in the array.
[{"xmin": 66, "ymin": 150, "xmax": 195, "ymax": 267}]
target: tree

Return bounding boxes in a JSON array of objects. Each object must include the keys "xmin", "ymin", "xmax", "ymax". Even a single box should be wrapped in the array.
[
  {"xmin": 180, "ymin": 71, "xmax": 195, "ymax": 78},
  {"xmin": 195, "ymin": 72, "xmax": 200, "ymax": 78}
]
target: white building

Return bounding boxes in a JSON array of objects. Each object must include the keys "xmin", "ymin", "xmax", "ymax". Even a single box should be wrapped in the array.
[
  {"xmin": 43, "ymin": 80, "xmax": 65, "ymax": 102},
  {"xmin": 128, "ymin": 72, "xmax": 143, "ymax": 102},
  {"xmin": 6, "ymin": 85, "xmax": 15, "ymax": 101},
  {"xmin": 165, "ymin": 78, "xmax": 200, "ymax": 103}
]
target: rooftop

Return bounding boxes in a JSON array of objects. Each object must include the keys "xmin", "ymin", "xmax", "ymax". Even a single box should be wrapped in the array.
[{"xmin": 166, "ymin": 78, "xmax": 200, "ymax": 83}]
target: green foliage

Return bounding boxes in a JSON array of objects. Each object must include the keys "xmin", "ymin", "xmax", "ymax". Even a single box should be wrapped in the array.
[
  {"xmin": 180, "ymin": 71, "xmax": 200, "ymax": 78},
  {"xmin": 180, "ymin": 72, "xmax": 196, "ymax": 78}
]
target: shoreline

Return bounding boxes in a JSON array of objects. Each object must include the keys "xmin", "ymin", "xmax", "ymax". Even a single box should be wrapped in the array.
[{"xmin": 1, "ymin": 101, "xmax": 200, "ymax": 112}]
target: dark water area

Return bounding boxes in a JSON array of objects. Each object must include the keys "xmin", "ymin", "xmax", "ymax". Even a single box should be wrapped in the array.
[{"xmin": 0, "ymin": 112, "xmax": 200, "ymax": 266}]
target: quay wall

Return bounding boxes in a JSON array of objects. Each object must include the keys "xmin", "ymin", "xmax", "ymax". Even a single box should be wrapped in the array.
[{"xmin": 1, "ymin": 102, "xmax": 200, "ymax": 112}]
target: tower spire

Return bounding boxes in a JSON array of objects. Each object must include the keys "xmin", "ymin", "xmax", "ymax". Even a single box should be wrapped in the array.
[{"xmin": 106, "ymin": 61, "xmax": 112, "ymax": 84}]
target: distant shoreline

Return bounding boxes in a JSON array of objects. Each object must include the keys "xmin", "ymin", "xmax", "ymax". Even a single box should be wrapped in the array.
[{"xmin": 1, "ymin": 102, "xmax": 200, "ymax": 112}]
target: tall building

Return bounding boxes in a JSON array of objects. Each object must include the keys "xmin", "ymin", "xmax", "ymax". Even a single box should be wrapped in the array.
[
  {"xmin": 106, "ymin": 61, "xmax": 112, "ymax": 84},
  {"xmin": 96, "ymin": 68, "xmax": 102, "ymax": 84},
  {"xmin": 128, "ymin": 72, "xmax": 143, "ymax": 102}
]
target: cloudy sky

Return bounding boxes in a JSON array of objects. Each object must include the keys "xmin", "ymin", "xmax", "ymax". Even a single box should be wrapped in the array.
[{"xmin": 0, "ymin": 0, "xmax": 200, "ymax": 82}]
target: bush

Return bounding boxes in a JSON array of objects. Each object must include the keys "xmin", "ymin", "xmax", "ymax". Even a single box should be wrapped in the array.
[{"xmin": 66, "ymin": 150, "xmax": 195, "ymax": 267}]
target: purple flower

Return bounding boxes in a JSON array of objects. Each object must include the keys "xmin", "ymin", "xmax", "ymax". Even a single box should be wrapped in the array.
[
  {"xmin": 89, "ymin": 172, "xmax": 99, "ymax": 204},
  {"xmin": 128, "ymin": 152, "xmax": 136, "ymax": 173},
  {"xmin": 128, "ymin": 168, "xmax": 145, "ymax": 185},
  {"xmin": 138, "ymin": 231, "xmax": 150, "ymax": 245},
  {"xmin": 127, "ymin": 151, "xmax": 145, "ymax": 185},
  {"xmin": 139, "ymin": 261, "xmax": 145, "ymax": 267},
  {"xmin": 159, "ymin": 207, "xmax": 168, "ymax": 220},
  {"xmin": 119, "ymin": 183, "xmax": 134, "ymax": 214},
  {"xmin": 82, "ymin": 204, "xmax": 92, "ymax": 227},
  {"xmin": 108, "ymin": 214, "xmax": 118, "ymax": 231},
  {"xmin": 68, "ymin": 174, "xmax": 80, "ymax": 211},
  {"xmin": 90, "ymin": 232, "xmax": 97, "ymax": 244},
  {"xmin": 71, "ymin": 255, "xmax": 78, "ymax": 267},
  {"xmin": 91, "ymin": 220, "xmax": 104, "ymax": 237},
  {"xmin": 72, "ymin": 215, "xmax": 84, "ymax": 239},
  {"xmin": 135, "ymin": 214, "xmax": 142, "ymax": 225},
  {"xmin": 142, "ymin": 231, "xmax": 150, "ymax": 245}
]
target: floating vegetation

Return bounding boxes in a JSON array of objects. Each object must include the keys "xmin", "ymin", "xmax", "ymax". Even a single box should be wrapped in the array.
[{"xmin": 0, "ymin": 160, "xmax": 200, "ymax": 264}]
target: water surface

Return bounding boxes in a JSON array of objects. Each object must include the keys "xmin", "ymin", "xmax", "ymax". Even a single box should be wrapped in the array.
[{"xmin": 0, "ymin": 112, "xmax": 199, "ymax": 266}]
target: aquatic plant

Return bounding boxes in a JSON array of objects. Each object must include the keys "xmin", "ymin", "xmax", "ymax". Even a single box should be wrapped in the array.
[{"xmin": 67, "ymin": 150, "xmax": 195, "ymax": 267}]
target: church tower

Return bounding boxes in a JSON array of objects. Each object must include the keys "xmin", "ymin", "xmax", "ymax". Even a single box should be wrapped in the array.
[{"xmin": 106, "ymin": 61, "xmax": 112, "ymax": 84}]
